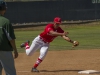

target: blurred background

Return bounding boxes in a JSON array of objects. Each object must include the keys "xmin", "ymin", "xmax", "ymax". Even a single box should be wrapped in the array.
[{"xmin": 2, "ymin": 0, "xmax": 100, "ymax": 24}]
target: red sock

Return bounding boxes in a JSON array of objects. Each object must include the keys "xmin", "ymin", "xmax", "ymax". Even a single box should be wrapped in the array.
[
  {"xmin": 25, "ymin": 43, "xmax": 30, "ymax": 49},
  {"xmin": 33, "ymin": 58, "xmax": 42, "ymax": 68}
]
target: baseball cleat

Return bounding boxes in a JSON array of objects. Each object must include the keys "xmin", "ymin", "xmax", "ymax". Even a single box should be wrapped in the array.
[
  {"xmin": 31, "ymin": 68, "xmax": 39, "ymax": 72},
  {"xmin": 20, "ymin": 40, "xmax": 30, "ymax": 48}
]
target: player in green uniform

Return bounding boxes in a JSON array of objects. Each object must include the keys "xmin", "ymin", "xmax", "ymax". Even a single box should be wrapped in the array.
[{"xmin": 0, "ymin": 1, "xmax": 18, "ymax": 75}]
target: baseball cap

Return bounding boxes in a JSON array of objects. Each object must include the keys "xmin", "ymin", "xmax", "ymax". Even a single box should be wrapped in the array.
[
  {"xmin": 0, "ymin": 1, "xmax": 7, "ymax": 10},
  {"xmin": 54, "ymin": 17, "xmax": 62, "ymax": 24}
]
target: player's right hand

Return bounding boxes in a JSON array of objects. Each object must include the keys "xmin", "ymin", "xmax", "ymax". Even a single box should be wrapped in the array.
[{"xmin": 62, "ymin": 32, "xmax": 69, "ymax": 36}]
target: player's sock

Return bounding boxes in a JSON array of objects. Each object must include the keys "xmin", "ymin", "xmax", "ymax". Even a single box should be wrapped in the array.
[
  {"xmin": 33, "ymin": 58, "xmax": 42, "ymax": 68},
  {"xmin": 25, "ymin": 43, "xmax": 30, "ymax": 49}
]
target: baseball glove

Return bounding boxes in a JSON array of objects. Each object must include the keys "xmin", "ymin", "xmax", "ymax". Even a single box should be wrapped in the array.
[{"xmin": 72, "ymin": 41, "xmax": 79, "ymax": 47}]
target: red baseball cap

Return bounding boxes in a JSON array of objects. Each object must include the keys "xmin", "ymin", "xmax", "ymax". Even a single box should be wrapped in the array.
[{"xmin": 54, "ymin": 17, "xmax": 61, "ymax": 24}]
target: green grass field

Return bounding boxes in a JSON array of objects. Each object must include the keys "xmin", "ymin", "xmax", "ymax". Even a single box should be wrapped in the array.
[{"xmin": 15, "ymin": 24, "xmax": 100, "ymax": 52}]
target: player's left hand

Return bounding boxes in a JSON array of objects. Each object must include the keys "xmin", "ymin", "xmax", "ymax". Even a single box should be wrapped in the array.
[
  {"xmin": 14, "ymin": 51, "xmax": 18, "ymax": 59},
  {"xmin": 72, "ymin": 41, "xmax": 79, "ymax": 48}
]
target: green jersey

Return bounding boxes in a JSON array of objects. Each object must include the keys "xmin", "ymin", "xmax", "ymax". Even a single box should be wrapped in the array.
[{"xmin": 0, "ymin": 15, "xmax": 16, "ymax": 51}]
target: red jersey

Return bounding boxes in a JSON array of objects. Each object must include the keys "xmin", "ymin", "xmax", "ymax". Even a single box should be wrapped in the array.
[{"xmin": 40, "ymin": 24, "xmax": 64, "ymax": 43}]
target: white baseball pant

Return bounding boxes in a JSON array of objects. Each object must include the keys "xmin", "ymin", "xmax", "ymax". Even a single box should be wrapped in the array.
[{"xmin": 25, "ymin": 35, "xmax": 49, "ymax": 60}]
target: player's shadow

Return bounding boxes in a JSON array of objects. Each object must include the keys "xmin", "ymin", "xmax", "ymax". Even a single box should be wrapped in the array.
[{"xmin": 40, "ymin": 69, "xmax": 82, "ymax": 72}]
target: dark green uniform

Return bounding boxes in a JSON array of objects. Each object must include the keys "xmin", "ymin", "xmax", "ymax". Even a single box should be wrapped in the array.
[
  {"xmin": 0, "ymin": 15, "xmax": 16, "ymax": 51},
  {"xmin": 0, "ymin": 1, "xmax": 17, "ymax": 75}
]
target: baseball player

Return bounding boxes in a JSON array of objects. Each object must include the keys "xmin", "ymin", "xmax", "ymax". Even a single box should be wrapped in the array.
[
  {"xmin": 20, "ymin": 17, "xmax": 79, "ymax": 72},
  {"xmin": 0, "ymin": 1, "xmax": 18, "ymax": 75}
]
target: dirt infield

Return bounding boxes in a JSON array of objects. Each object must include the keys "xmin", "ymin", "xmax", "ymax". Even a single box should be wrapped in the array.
[{"xmin": 2, "ymin": 49, "xmax": 100, "ymax": 75}]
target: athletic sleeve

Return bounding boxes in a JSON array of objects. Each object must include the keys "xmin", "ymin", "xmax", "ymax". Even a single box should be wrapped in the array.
[
  {"xmin": 47, "ymin": 27, "xmax": 53, "ymax": 32},
  {"xmin": 3, "ymin": 20, "xmax": 16, "ymax": 41},
  {"xmin": 45, "ymin": 25, "xmax": 53, "ymax": 33}
]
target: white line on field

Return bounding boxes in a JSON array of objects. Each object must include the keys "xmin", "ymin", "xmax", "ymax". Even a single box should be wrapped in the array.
[
  {"xmin": 17, "ymin": 71, "xmax": 45, "ymax": 73},
  {"xmin": 17, "ymin": 71, "xmax": 30, "ymax": 72}
]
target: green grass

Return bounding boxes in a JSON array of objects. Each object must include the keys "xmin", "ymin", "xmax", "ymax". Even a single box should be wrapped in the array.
[{"xmin": 15, "ymin": 24, "xmax": 100, "ymax": 52}]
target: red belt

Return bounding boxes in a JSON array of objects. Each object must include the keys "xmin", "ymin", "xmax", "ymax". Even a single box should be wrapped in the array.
[{"xmin": 40, "ymin": 37, "xmax": 48, "ymax": 43}]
